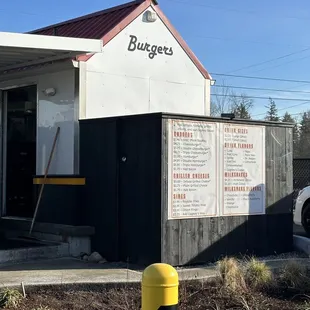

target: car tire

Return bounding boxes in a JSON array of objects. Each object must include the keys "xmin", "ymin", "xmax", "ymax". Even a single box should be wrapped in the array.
[{"xmin": 302, "ymin": 203, "xmax": 310, "ymax": 236}]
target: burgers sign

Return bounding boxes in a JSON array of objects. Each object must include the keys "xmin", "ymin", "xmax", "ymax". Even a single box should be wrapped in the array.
[{"xmin": 127, "ymin": 35, "xmax": 174, "ymax": 59}]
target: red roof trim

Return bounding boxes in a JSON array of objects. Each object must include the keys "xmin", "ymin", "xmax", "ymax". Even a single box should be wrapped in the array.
[
  {"xmin": 28, "ymin": 0, "xmax": 144, "ymax": 35},
  {"xmin": 79, "ymin": 0, "xmax": 211, "ymax": 80},
  {"xmin": 30, "ymin": 0, "xmax": 210, "ymax": 80},
  {"xmin": 77, "ymin": 0, "xmax": 152, "ymax": 62},
  {"xmin": 152, "ymin": 4, "xmax": 212, "ymax": 80}
]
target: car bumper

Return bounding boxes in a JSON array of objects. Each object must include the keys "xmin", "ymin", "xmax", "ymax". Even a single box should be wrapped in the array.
[{"xmin": 293, "ymin": 198, "xmax": 303, "ymax": 226}]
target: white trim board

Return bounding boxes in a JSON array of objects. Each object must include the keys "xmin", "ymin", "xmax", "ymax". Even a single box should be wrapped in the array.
[{"xmin": 0, "ymin": 31, "xmax": 103, "ymax": 71}]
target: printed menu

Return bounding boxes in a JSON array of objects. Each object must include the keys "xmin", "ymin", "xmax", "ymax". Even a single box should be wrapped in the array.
[
  {"xmin": 222, "ymin": 124, "xmax": 265, "ymax": 216},
  {"xmin": 168, "ymin": 120, "xmax": 218, "ymax": 219}
]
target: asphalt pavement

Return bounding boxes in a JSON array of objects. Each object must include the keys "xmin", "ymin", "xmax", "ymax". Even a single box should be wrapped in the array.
[{"xmin": 294, "ymin": 224, "xmax": 307, "ymax": 237}]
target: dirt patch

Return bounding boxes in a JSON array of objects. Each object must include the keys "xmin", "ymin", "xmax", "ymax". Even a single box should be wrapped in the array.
[{"xmin": 4, "ymin": 281, "xmax": 310, "ymax": 310}]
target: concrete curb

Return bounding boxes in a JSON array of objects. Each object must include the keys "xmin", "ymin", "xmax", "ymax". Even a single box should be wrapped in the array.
[
  {"xmin": 1, "ymin": 257, "xmax": 310, "ymax": 288},
  {"xmin": 293, "ymin": 234, "xmax": 310, "ymax": 256}
]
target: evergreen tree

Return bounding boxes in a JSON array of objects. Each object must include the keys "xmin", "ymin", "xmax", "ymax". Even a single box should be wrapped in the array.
[
  {"xmin": 265, "ymin": 98, "xmax": 279, "ymax": 121},
  {"xmin": 282, "ymin": 112, "xmax": 295, "ymax": 123},
  {"xmin": 282, "ymin": 111, "xmax": 300, "ymax": 158},
  {"xmin": 230, "ymin": 93, "xmax": 253, "ymax": 119},
  {"xmin": 298, "ymin": 111, "xmax": 310, "ymax": 158}
]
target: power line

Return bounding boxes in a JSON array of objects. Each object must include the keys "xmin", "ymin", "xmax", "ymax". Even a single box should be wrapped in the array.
[
  {"xmin": 211, "ymin": 94, "xmax": 310, "ymax": 107},
  {"xmin": 195, "ymin": 35, "xmax": 309, "ymax": 49},
  {"xmin": 211, "ymin": 94, "xmax": 310, "ymax": 102},
  {"xmin": 288, "ymin": 111, "xmax": 307, "ymax": 116},
  {"xmin": 252, "ymin": 101, "xmax": 310, "ymax": 117},
  {"xmin": 226, "ymin": 48, "xmax": 310, "ymax": 74},
  {"xmin": 210, "ymin": 73, "xmax": 310, "ymax": 84},
  {"xmin": 250, "ymin": 54, "xmax": 310, "ymax": 75},
  {"xmin": 166, "ymin": 0, "xmax": 258, "ymax": 14},
  {"xmin": 213, "ymin": 85, "xmax": 310, "ymax": 95},
  {"xmin": 167, "ymin": 0, "xmax": 310, "ymax": 21}
]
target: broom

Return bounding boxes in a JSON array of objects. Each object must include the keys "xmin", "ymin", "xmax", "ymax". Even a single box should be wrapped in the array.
[{"xmin": 26, "ymin": 126, "xmax": 60, "ymax": 239}]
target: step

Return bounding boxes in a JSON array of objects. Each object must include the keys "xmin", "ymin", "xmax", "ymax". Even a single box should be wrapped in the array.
[
  {"xmin": 0, "ymin": 218, "xmax": 94, "ymax": 257},
  {"xmin": 0, "ymin": 238, "xmax": 69, "ymax": 265},
  {"xmin": 0, "ymin": 217, "xmax": 95, "ymax": 238}
]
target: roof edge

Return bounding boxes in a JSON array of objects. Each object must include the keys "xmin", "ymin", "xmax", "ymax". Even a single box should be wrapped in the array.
[
  {"xmin": 77, "ymin": 0, "xmax": 151, "ymax": 62},
  {"xmin": 28, "ymin": 0, "xmax": 144, "ymax": 34},
  {"xmin": 77, "ymin": 0, "xmax": 211, "ymax": 80},
  {"xmin": 151, "ymin": 3, "xmax": 211, "ymax": 80}
]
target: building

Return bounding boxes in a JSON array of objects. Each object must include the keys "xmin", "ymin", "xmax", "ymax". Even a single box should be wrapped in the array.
[{"xmin": 0, "ymin": 0, "xmax": 212, "ymax": 264}]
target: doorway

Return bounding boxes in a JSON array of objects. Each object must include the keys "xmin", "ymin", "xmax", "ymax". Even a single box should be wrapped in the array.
[{"xmin": 3, "ymin": 85, "xmax": 37, "ymax": 217}]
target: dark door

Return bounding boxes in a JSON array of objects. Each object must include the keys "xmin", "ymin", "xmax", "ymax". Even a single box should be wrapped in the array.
[
  {"xmin": 118, "ymin": 117, "xmax": 162, "ymax": 265},
  {"xmin": 5, "ymin": 85, "xmax": 37, "ymax": 217}
]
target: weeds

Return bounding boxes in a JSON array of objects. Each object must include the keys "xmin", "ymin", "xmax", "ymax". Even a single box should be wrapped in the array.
[
  {"xmin": 278, "ymin": 261, "xmax": 310, "ymax": 290},
  {"xmin": 239, "ymin": 296, "xmax": 251, "ymax": 310},
  {"xmin": 299, "ymin": 303, "xmax": 310, "ymax": 310},
  {"xmin": 31, "ymin": 306, "xmax": 52, "ymax": 310},
  {"xmin": 217, "ymin": 257, "xmax": 247, "ymax": 292},
  {"xmin": 0, "ymin": 258, "xmax": 309, "ymax": 310},
  {"xmin": 298, "ymin": 300, "xmax": 310, "ymax": 310},
  {"xmin": 104, "ymin": 287, "xmax": 140, "ymax": 310},
  {"xmin": 245, "ymin": 258, "xmax": 272, "ymax": 289},
  {"xmin": 0, "ymin": 288, "xmax": 23, "ymax": 308}
]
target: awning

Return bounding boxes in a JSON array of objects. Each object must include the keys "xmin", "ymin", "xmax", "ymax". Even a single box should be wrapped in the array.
[{"xmin": 0, "ymin": 31, "xmax": 103, "ymax": 72}]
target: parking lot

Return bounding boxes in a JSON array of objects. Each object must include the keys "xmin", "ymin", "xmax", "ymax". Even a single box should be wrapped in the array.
[{"xmin": 294, "ymin": 224, "xmax": 307, "ymax": 237}]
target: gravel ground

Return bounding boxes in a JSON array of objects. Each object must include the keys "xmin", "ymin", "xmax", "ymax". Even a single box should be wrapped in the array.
[
  {"xmin": 175, "ymin": 251, "xmax": 309, "ymax": 272},
  {"xmin": 259, "ymin": 251, "xmax": 309, "ymax": 260},
  {"xmin": 5, "ymin": 280, "xmax": 310, "ymax": 310}
]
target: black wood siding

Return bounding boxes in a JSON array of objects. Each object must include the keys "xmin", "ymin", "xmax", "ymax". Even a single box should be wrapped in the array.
[
  {"xmin": 118, "ymin": 117, "xmax": 162, "ymax": 265},
  {"xmin": 79, "ymin": 115, "xmax": 162, "ymax": 264},
  {"xmin": 79, "ymin": 113, "xmax": 293, "ymax": 266},
  {"xmin": 161, "ymin": 115, "xmax": 293, "ymax": 266},
  {"xmin": 79, "ymin": 119, "xmax": 119, "ymax": 261}
]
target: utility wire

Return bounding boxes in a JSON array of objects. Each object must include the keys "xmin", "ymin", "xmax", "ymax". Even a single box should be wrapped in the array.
[
  {"xmin": 167, "ymin": 0, "xmax": 310, "ymax": 21},
  {"xmin": 195, "ymin": 35, "xmax": 309, "ymax": 49},
  {"xmin": 169, "ymin": 1, "xmax": 310, "ymax": 76},
  {"xmin": 213, "ymin": 85, "xmax": 310, "ymax": 95},
  {"xmin": 249, "ymin": 54, "xmax": 310, "ymax": 75},
  {"xmin": 210, "ymin": 73, "xmax": 310, "ymax": 84},
  {"xmin": 226, "ymin": 48, "xmax": 310, "ymax": 74},
  {"xmin": 211, "ymin": 94, "xmax": 310, "ymax": 102},
  {"xmin": 251, "ymin": 101, "xmax": 310, "ymax": 117}
]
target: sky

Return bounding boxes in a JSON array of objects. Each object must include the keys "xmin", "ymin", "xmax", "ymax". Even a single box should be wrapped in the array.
[{"xmin": 1, "ymin": 0, "xmax": 310, "ymax": 120}]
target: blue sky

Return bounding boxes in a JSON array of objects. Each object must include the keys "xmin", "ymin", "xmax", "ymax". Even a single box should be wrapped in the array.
[{"xmin": 1, "ymin": 0, "xmax": 310, "ymax": 120}]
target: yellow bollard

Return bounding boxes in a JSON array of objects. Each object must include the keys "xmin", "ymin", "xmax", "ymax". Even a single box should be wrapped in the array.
[{"xmin": 142, "ymin": 263, "xmax": 179, "ymax": 310}]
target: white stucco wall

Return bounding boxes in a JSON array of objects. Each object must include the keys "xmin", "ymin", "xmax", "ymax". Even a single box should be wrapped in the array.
[
  {"xmin": 85, "ymin": 7, "xmax": 210, "ymax": 119},
  {"xmin": 0, "ymin": 66, "xmax": 77, "ymax": 175},
  {"xmin": 36, "ymin": 70, "xmax": 76, "ymax": 175}
]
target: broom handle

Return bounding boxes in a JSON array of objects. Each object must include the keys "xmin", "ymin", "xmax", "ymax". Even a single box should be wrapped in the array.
[{"xmin": 29, "ymin": 127, "xmax": 60, "ymax": 236}]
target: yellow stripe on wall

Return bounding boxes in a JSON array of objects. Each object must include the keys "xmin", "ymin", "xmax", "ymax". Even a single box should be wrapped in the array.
[{"xmin": 33, "ymin": 178, "xmax": 86, "ymax": 185}]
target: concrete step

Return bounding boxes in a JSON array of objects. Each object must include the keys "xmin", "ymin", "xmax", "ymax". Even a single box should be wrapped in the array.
[
  {"xmin": 0, "ymin": 237, "xmax": 69, "ymax": 265},
  {"xmin": 0, "ymin": 218, "xmax": 94, "ymax": 260}
]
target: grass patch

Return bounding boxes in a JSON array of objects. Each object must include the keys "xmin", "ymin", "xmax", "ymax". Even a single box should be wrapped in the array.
[
  {"xmin": 278, "ymin": 261, "xmax": 310, "ymax": 291},
  {"xmin": 2, "ymin": 258, "xmax": 310, "ymax": 309},
  {"xmin": 2, "ymin": 279, "xmax": 309, "ymax": 310},
  {"xmin": 0, "ymin": 288, "xmax": 23, "ymax": 308},
  {"xmin": 217, "ymin": 257, "xmax": 247, "ymax": 292},
  {"xmin": 245, "ymin": 258, "xmax": 272, "ymax": 289}
]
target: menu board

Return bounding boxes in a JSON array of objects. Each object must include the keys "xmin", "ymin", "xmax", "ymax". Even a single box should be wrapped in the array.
[
  {"xmin": 167, "ymin": 120, "xmax": 218, "ymax": 220},
  {"xmin": 222, "ymin": 124, "xmax": 265, "ymax": 216}
]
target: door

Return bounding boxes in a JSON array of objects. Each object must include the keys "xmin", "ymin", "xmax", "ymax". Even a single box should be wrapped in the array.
[{"xmin": 2, "ymin": 85, "xmax": 37, "ymax": 218}]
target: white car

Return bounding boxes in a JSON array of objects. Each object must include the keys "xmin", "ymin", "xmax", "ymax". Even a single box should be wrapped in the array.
[{"xmin": 294, "ymin": 185, "xmax": 310, "ymax": 235}]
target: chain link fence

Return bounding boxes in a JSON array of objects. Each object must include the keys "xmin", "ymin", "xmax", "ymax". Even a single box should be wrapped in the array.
[{"xmin": 293, "ymin": 158, "xmax": 310, "ymax": 198}]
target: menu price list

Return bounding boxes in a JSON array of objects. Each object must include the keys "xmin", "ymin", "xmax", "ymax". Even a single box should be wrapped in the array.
[
  {"xmin": 168, "ymin": 120, "xmax": 218, "ymax": 219},
  {"xmin": 222, "ymin": 125, "xmax": 265, "ymax": 216}
]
